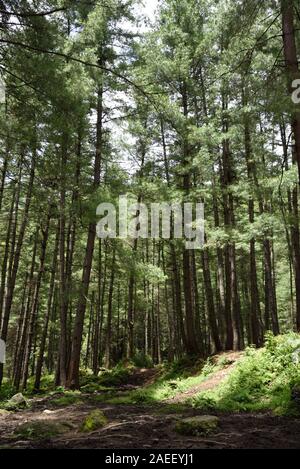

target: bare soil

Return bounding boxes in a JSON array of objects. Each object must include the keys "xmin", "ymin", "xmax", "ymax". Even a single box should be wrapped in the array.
[
  {"xmin": 1, "ymin": 363, "xmax": 299, "ymax": 449},
  {"xmin": 1, "ymin": 400, "xmax": 300, "ymax": 449}
]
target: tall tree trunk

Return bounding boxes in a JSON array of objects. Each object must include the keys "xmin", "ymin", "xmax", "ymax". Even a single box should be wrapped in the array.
[
  {"xmin": 21, "ymin": 213, "xmax": 51, "ymax": 389},
  {"xmin": 201, "ymin": 245, "xmax": 222, "ymax": 352},
  {"xmin": 68, "ymin": 85, "xmax": 103, "ymax": 388},
  {"xmin": 243, "ymin": 109, "xmax": 262, "ymax": 346},
  {"xmin": 212, "ymin": 186, "xmax": 226, "ymax": 347},
  {"xmin": 192, "ymin": 248, "xmax": 205, "ymax": 356},
  {"xmin": 47, "ymin": 288, "xmax": 58, "ymax": 375},
  {"xmin": 281, "ymin": 0, "xmax": 300, "ymax": 330},
  {"xmin": 85, "ymin": 292, "xmax": 95, "ymax": 369},
  {"xmin": 57, "ymin": 134, "xmax": 68, "ymax": 386},
  {"xmin": 92, "ymin": 239, "xmax": 102, "ymax": 375},
  {"xmin": 221, "ymin": 99, "xmax": 243, "ymax": 350},
  {"xmin": 0, "ymin": 150, "xmax": 8, "ymax": 213},
  {"xmin": 0, "ymin": 152, "xmax": 35, "ymax": 386},
  {"xmin": 281, "ymin": 0, "xmax": 300, "ymax": 182},
  {"xmin": 127, "ymin": 256, "xmax": 136, "ymax": 361},
  {"xmin": 0, "ymin": 177, "xmax": 18, "ymax": 327},
  {"xmin": 0, "ymin": 100, "xmax": 9, "ymax": 213},
  {"xmin": 34, "ymin": 222, "xmax": 59, "ymax": 391},
  {"xmin": 160, "ymin": 121, "xmax": 186, "ymax": 352},
  {"xmin": 181, "ymin": 83, "xmax": 198, "ymax": 355},
  {"xmin": 13, "ymin": 228, "xmax": 39, "ymax": 390},
  {"xmin": 13, "ymin": 272, "xmax": 29, "ymax": 375},
  {"xmin": 105, "ymin": 246, "xmax": 116, "ymax": 369}
]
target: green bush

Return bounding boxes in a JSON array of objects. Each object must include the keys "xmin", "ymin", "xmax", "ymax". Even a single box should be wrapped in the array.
[
  {"xmin": 0, "ymin": 381, "xmax": 16, "ymax": 406},
  {"xmin": 192, "ymin": 333, "xmax": 300, "ymax": 415},
  {"xmin": 132, "ymin": 352, "xmax": 153, "ymax": 368},
  {"xmin": 98, "ymin": 363, "xmax": 134, "ymax": 387}
]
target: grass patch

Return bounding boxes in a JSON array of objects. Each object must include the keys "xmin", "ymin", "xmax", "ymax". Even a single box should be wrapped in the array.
[
  {"xmin": 105, "ymin": 394, "xmax": 134, "ymax": 405},
  {"xmin": 75, "ymin": 359, "xmax": 216, "ymax": 406},
  {"xmin": 191, "ymin": 333, "xmax": 300, "ymax": 416},
  {"xmin": 51, "ymin": 390, "xmax": 83, "ymax": 407},
  {"xmin": 130, "ymin": 357, "xmax": 219, "ymax": 404},
  {"xmin": 80, "ymin": 383, "xmax": 115, "ymax": 393},
  {"xmin": 152, "ymin": 403, "xmax": 189, "ymax": 414},
  {"xmin": 87, "ymin": 356, "xmax": 222, "ymax": 406}
]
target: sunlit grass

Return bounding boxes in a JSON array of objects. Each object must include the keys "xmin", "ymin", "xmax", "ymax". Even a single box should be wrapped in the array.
[
  {"xmin": 191, "ymin": 333, "xmax": 300, "ymax": 416},
  {"xmin": 130, "ymin": 358, "xmax": 221, "ymax": 404}
]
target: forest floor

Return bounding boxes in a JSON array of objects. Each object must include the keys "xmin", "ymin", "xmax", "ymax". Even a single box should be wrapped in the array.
[{"xmin": 1, "ymin": 361, "xmax": 300, "ymax": 449}]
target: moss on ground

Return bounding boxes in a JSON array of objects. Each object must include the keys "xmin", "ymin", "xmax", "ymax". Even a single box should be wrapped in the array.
[
  {"xmin": 175, "ymin": 415, "xmax": 219, "ymax": 436},
  {"xmin": 80, "ymin": 410, "xmax": 108, "ymax": 432}
]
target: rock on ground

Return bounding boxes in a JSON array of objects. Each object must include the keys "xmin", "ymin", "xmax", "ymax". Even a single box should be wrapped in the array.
[{"xmin": 175, "ymin": 415, "xmax": 219, "ymax": 436}]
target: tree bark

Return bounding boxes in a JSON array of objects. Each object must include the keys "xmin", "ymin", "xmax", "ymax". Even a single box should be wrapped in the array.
[
  {"xmin": 34, "ymin": 222, "xmax": 59, "ymax": 391},
  {"xmin": 0, "ymin": 152, "xmax": 35, "ymax": 386},
  {"xmin": 21, "ymin": 213, "xmax": 50, "ymax": 389},
  {"xmin": 67, "ymin": 85, "xmax": 103, "ymax": 388},
  {"xmin": 105, "ymin": 246, "xmax": 116, "ymax": 368}
]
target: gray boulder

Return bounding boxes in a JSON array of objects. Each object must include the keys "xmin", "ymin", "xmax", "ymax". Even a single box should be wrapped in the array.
[{"xmin": 6, "ymin": 393, "xmax": 28, "ymax": 410}]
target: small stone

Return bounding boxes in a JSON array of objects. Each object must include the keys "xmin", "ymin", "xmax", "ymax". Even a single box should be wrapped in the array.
[{"xmin": 175, "ymin": 415, "xmax": 219, "ymax": 436}]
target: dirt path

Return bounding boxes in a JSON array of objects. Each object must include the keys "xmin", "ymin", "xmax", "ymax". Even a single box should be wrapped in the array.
[
  {"xmin": 1, "ymin": 399, "xmax": 300, "ymax": 449},
  {"xmin": 167, "ymin": 351, "xmax": 243, "ymax": 403}
]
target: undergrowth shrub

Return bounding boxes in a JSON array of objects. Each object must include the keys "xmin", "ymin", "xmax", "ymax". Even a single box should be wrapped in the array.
[
  {"xmin": 0, "ymin": 380, "xmax": 16, "ymax": 407},
  {"xmin": 132, "ymin": 352, "xmax": 153, "ymax": 368},
  {"xmin": 98, "ymin": 363, "xmax": 134, "ymax": 387},
  {"xmin": 192, "ymin": 333, "xmax": 300, "ymax": 415}
]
